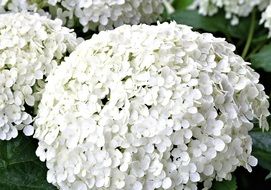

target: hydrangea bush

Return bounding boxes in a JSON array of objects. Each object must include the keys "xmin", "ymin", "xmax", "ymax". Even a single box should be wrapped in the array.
[
  {"xmin": 0, "ymin": 1, "xmax": 271, "ymax": 190},
  {"xmin": 0, "ymin": 12, "xmax": 79, "ymax": 140},
  {"xmin": 0, "ymin": 0, "xmax": 165, "ymax": 32},
  {"xmin": 34, "ymin": 22, "xmax": 269, "ymax": 189}
]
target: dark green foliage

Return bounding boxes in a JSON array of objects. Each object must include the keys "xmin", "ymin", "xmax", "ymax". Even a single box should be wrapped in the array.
[
  {"xmin": 250, "ymin": 44, "xmax": 271, "ymax": 72},
  {"xmin": 0, "ymin": 133, "xmax": 56, "ymax": 190},
  {"xmin": 170, "ymin": 10, "xmax": 251, "ymax": 39},
  {"xmin": 211, "ymin": 176, "xmax": 237, "ymax": 190}
]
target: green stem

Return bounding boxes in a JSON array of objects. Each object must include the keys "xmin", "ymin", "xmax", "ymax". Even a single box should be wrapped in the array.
[{"xmin": 242, "ymin": 10, "xmax": 256, "ymax": 59}]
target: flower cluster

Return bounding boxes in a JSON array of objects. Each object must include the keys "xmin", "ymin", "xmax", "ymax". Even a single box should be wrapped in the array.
[
  {"xmin": 47, "ymin": 0, "xmax": 165, "ymax": 32},
  {"xmin": 0, "ymin": 12, "xmax": 79, "ymax": 140},
  {"xmin": 191, "ymin": 0, "xmax": 269, "ymax": 24},
  {"xmin": 34, "ymin": 22, "xmax": 269, "ymax": 189},
  {"xmin": 191, "ymin": 0, "xmax": 271, "ymax": 35},
  {"xmin": 0, "ymin": 0, "xmax": 165, "ymax": 32}
]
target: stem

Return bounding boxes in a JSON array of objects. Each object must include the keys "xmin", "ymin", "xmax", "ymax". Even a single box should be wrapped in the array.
[{"xmin": 242, "ymin": 10, "xmax": 256, "ymax": 59}]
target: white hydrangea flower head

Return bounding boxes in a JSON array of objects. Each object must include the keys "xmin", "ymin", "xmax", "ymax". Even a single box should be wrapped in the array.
[
  {"xmin": 0, "ymin": 12, "xmax": 79, "ymax": 140},
  {"xmin": 0, "ymin": 0, "xmax": 165, "ymax": 32},
  {"xmin": 34, "ymin": 22, "xmax": 269, "ymax": 190},
  {"xmin": 47, "ymin": 0, "xmax": 165, "ymax": 32},
  {"xmin": 191, "ymin": 0, "xmax": 269, "ymax": 25},
  {"xmin": 260, "ymin": 3, "xmax": 271, "ymax": 36}
]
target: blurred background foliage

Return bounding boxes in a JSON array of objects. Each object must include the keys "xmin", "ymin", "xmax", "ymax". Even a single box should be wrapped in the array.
[{"xmin": 0, "ymin": 0, "xmax": 271, "ymax": 189}]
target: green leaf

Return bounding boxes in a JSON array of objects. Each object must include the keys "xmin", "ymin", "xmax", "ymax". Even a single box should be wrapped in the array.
[
  {"xmin": 212, "ymin": 176, "xmax": 237, "ymax": 190},
  {"xmin": 170, "ymin": 10, "xmax": 251, "ymax": 39},
  {"xmin": 173, "ymin": 0, "xmax": 193, "ymax": 10},
  {"xmin": 250, "ymin": 44, "xmax": 271, "ymax": 72},
  {"xmin": 250, "ymin": 131, "xmax": 271, "ymax": 171},
  {"xmin": 0, "ymin": 133, "xmax": 56, "ymax": 190}
]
